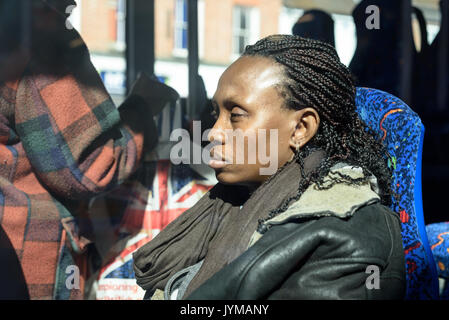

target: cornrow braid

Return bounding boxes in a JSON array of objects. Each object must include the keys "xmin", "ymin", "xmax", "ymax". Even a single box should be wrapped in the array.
[{"xmin": 241, "ymin": 35, "xmax": 395, "ymax": 233}]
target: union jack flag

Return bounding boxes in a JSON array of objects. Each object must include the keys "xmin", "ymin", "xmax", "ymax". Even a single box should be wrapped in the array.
[{"xmin": 92, "ymin": 159, "xmax": 216, "ymax": 300}]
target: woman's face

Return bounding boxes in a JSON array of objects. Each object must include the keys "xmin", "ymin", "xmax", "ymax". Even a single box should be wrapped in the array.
[{"xmin": 208, "ymin": 55, "xmax": 319, "ymax": 186}]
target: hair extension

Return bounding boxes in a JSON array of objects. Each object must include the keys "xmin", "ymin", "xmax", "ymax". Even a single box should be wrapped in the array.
[{"xmin": 241, "ymin": 35, "xmax": 395, "ymax": 232}]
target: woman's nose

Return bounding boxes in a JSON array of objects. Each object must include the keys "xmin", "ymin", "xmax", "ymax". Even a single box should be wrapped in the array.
[{"xmin": 208, "ymin": 126, "xmax": 226, "ymax": 144}]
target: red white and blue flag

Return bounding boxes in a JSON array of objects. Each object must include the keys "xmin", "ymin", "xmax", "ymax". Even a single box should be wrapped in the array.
[{"xmin": 93, "ymin": 159, "xmax": 216, "ymax": 300}]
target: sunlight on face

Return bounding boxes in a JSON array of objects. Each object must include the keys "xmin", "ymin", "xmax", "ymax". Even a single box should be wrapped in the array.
[{"xmin": 208, "ymin": 56, "xmax": 300, "ymax": 186}]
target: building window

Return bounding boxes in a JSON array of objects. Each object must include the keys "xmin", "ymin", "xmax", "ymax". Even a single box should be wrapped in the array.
[
  {"xmin": 115, "ymin": 0, "xmax": 126, "ymax": 51},
  {"xmin": 232, "ymin": 6, "xmax": 260, "ymax": 56},
  {"xmin": 174, "ymin": 0, "xmax": 188, "ymax": 55}
]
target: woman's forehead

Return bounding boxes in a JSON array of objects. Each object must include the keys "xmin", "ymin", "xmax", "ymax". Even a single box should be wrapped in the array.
[{"xmin": 215, "ymin": 56, "xmax": 285, "ymax": 98}]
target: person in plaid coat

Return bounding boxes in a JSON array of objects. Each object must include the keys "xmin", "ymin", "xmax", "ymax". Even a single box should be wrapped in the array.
[{"xmin": 0, "ymin": 0, "xmax": 170, "ymax": 299}]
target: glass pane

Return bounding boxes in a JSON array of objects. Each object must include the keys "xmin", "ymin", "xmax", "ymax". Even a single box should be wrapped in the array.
[
  {"xmin": 175, "ymin": 0, "xmax": 183, "ymax": 22},
  {"xmin": 232, "ymin": 6, "xmax": 239, "ymax": 30},
  {"xmin": 74, "ymin": 0, "xmax": 127, "ymax": 103},
  {"xmin": 183, "ymin": 0, "xmax": 188, "ymax": 23},
  {"xmin": 182, "ymin": 27, "xmax": 188, "ymax": 49},
  {"xmin": 240, "ymin": 8, "xmax": 247, "ymax": 29}
]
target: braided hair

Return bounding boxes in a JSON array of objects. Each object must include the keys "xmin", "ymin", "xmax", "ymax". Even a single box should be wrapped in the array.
[{"xmin": 241, "ymin": 35, "xmax": 395, "ymax": 231}]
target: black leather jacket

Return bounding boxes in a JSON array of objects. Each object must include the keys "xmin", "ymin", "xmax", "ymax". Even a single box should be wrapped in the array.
[
  {"xmin": 152, "ymin": 164, "xmax": 406, "ymax": 300},
  {"xmin": 186, "ymin": 202, "xmax": 406, "ymax": 300}
]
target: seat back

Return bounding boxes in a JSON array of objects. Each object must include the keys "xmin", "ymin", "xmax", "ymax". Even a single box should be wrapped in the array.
[
  {"xmin": 426, "ymin": 222, "xmax": 449, "ymax": 299},
  {"xmin": 355, "ymin": 87, "xmax": 439, "ymax": 299}
]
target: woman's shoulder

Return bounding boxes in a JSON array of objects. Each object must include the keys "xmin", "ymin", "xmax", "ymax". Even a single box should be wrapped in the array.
[
  {"xmin": 308, "ymin": 201, "xmax": 402, "ymax": 259},
  {"xmin": 262, "ymin": 201, "xmax": 401, "ymax": 260}
]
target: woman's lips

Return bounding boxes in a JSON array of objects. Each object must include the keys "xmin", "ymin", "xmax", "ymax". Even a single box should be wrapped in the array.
[
  {"xmin": 208, "ymin": 159, "xmax": 228, "ymax": 169},
  {"xmin": 209, "ymin": 150, "xmax": 230, "ymax": 169}
]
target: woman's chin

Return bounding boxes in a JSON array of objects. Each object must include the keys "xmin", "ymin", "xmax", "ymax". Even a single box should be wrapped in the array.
[
  {"xmin": 214, "ymin": 169, "xmax": 259, "ymax": 186},
  {"xmin": 215, "ymin": 170, "xmax": 242, "ymax": 185},
  {"xmin": 215, "ymin": 171, "xmax": 232, "ymax": 184}
]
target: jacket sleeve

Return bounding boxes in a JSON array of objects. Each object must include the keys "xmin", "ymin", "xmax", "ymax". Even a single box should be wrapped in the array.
[
  {"xmin": 14, "ymin": 36, "xmax": 146, "ymax": 200},
  {"xmin": 186, "ymin": 203, "xmax": 405, "ymax": 300}
]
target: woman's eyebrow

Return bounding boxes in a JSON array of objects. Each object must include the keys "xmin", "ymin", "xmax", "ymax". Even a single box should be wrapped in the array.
[{"xmin": 213, "ymin": 95, "xmax": 244, "ymax": 110}]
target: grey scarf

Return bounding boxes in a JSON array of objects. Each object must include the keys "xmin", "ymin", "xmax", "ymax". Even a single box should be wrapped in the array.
[{"xmin": 133, "ymin": 149, "xmax": 325, "ymax": 298}]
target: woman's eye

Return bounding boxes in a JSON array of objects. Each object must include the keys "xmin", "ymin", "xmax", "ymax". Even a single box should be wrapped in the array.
[
  {"xmin": 230, "ymin": 107, "xmax": 246, "ymax": 120},
  {"xmin": 210, "ymin": 109, "xmax": 218, "ymax": 119}
]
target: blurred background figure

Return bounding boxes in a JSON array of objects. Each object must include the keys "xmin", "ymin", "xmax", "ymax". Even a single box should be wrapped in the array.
[
  {"xmin": 292, "ymin": 9, "xmax": 335, "ymax": 47},
  {"xmin": 0, "ymin": 0, "xmax": 173, "ymax": 299},
  {"xmin": 349, "ymin": 0, "xmax": 413, "ymax": 100}
]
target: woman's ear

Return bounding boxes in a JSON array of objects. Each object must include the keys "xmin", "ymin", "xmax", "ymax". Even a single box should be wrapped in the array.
[{"xmin": 289, "ymin": 108, "xmax": 320, "ymax": 149}]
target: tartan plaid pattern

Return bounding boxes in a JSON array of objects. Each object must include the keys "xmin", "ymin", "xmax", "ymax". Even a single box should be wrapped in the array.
[{"xmin": 0, "ymin": 35, "xmax": 144, "ymax": 299}]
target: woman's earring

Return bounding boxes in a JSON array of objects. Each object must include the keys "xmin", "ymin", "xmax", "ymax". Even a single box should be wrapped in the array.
[
  {"xmin": 293, "ymin": 144, "xmax": 301, "ymax": 160},
  {"xmin": 294, "ymin": 142, "xmax": 301, "ymax": 153}
]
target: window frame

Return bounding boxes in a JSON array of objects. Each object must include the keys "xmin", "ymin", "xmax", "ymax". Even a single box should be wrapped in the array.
[
  {"xmin": 232, "ymin": 5, "xmax": 260, "ymax": 59},
  {"xmin": 115, "ymin": 0, "xmax": 126, "ymax": 51}
]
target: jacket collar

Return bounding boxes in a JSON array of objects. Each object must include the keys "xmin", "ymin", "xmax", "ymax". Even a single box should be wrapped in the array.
[{"xmin": 248, "ymin": 163, "xmax": 381, "ymax": 247}]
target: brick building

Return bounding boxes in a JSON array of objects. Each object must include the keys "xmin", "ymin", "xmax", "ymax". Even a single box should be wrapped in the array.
[
  {"xmin": 69, "ymin": 0, "xmax": 441, "ymax": 98},
  {"xmin": 76, "ymin": 0, "xmax": 282, "ymax": 62},
  {"xmin": 154, "ymin": 0, "xmax": 282, "ymax": 64},
  {"xmin": 69, "ymin": 0, "xmax": 297, "ymax": 98}
]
